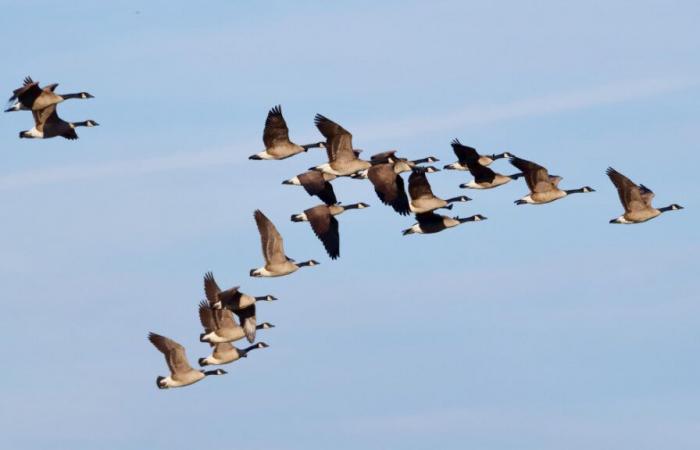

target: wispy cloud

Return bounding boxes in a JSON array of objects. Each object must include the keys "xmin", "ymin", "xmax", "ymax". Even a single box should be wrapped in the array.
[{"xmin": 0, "ymin": 77, "xmax": 694, "ymax": 191}]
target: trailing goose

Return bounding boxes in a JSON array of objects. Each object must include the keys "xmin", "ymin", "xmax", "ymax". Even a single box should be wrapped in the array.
[
  {"xmin": 291, "ymin": 202, "xmax": 370, "ymax": 259},
  {"xmin": 458, "ymin": 156, "xmax": 524, "ymax": 189},
  {"xmin": 402, "ymin": 212, "xmax": 487, "ymax": 235},
  {"xmin": 510, "ymin": 157, "xmax": 594, "ymax": 205},
  {"xmin": 282, "ymin": 170, "xmax": 338, "ymax": 205},
  {"xmin": 444, "ymin": 139, "xmax": 512, "ymax": 171},
  {"xmin": 5, "ymin": 76, "xmax": 93, "ymax": 112},
  {"xmin": 250, "ymin": 209, "xmax": 319, "ymax": 277},
  {"xmin": 199, "ymin": 342, "xmax": 269, "ymax": 367},
  {"xmin": 198, "ymin": 300, "xmax": 274, "ymax": 344},
  {"xmin": 19, "ymin": 104, "xmax": 98, "ymax": 140},
  {"xmin": 249, "ymin": 105, "xmax": 324, "ymax": 160},
  {"xmin": 310, "ymin": 114, "xmax": 375, "ymax": 176},
  {"xmin": 148, "ymin": 332, "xmax": 226, "ymax": 389},
  {"xmin": 203, "ymin": 271, "xmax": 276, "ymax": 342},
  {"xmin": 606, "ymin": 167, "xmax": 683, "ymax": 224},
  {"xmin": 408, "ymin": 167, "xmax": 471, "ymax": 213}
]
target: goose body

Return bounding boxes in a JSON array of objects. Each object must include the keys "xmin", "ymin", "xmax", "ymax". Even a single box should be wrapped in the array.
[
  {"xmin": 291, "ymin": 202, "xmax": 369, "ymax": 259},
  {"xmin": 148, "ymin": 332, "xmax": 226, "ymax": 389},
  {"xmin": 249, "ymin": 105, "xmax": 323, "ymax": 160},
  {"xmin": 198, "ymin": 300, "xmax": 274, "ymax": 344},
  {"xmin": 19, "ymin": 104, "xmax": 98, "ymax": 140},
  {"xmin": 199, "ymin": 342, "xmax": 269, "ymax": 367},
  {"xmin": 5, "ymin": 76, "xmax": 93, "ymax": 112},
  {"xmin": 311, "ymin": 114, "xmax": 372, "ymax": 176},
  {"xmin": 444, "ymin": 139, "xmax": 512, "ymax": 170},
  {"xmin": 458, "ymin": 154, "xmax": 523, "ymax": 189},
  {"xmin": 408, "ymin": 167, "xmax": 470, "ymax": 213},
  {"xmin": 250, "ymin": 210, "xmax": 319, "ymax": 277},
  {"xmin": 402, "ymin": 212, "xmax": 487, "ymax": 235},
  {"xmin": 606, "ymin": 167, "xmax": 683, "ymax": 224},
  {"xmin": 510, "ymin": 157, "xmax": 594, "ymax": 205},
  {"xmin": 282, "ymin": 170, "xmax": 338, "ymax": 205}
]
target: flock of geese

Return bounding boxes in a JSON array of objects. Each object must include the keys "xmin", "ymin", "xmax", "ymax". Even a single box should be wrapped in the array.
[{"xmin": 7, "ymin": 78, "xmax": 684, "ymax": 389}]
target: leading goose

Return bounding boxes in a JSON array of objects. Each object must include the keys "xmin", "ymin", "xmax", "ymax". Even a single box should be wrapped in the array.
[
  {"xmin": 198, "ymin": 300, "xmax": 274, "ymax": 344},
  {"xmin": 148, "ymin": 332, "xmax": 226, "ymax": 389},
  {"xmin": 204, "ymin": 271, "xmax": 276, "ymax": 342},
  {"xmin": 199, "ymin": 342, "xmax": 269, "ymax": 367},
  {"xmin": 250, "ymin": 209, "xmax": 319, "ymax": 277},
  {"xmin": 311, "ymin": 114, "xmax": 375, "ymax": 176},
  {"xmin": 5, "ymin": 76, "xmax": 93, "ymax": 112},
  {"xmin": 282, "ymin": 170, "xmax": 338, "ymax": 205},
  {"xmin": 606, "ymin": 167, "xmax": 683, "ymax": 224},
  {"xmin": 510, "ymin": 157, "xmax": 594, "ymax": 205},
  {"xmin": 458, "ymin": 156, "xmax": 523, "ymax": 190},
  {"xmin": 444, "ymin": 139, "xmax": 512, "ymax": 171},
  {"xmin": 291, "ymin": 202, "xmax": 370, "ymax": 259},
  {"xmin": 408, "ymin": 167, "xmax": 471, "ymax": 213},
  {"xmin": 402, "ymin": 212, "xmax": 487, "ymax": 235},
  {"xmin": 249, "ymin": 105, "xmax": 324, "ymax": 160},
  {"xmin": 19, "ymin": 104, "xmax": 98, "ymax": 140}
]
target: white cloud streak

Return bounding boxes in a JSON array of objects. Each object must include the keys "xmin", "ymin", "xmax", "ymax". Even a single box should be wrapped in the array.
[{"xmin": 0, "ymin": 77, "xmax": 693, "ymax": 191}]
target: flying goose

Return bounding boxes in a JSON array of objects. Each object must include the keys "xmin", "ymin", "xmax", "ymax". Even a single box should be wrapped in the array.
[
  {"xmin": 444, "ymin": 139, "xmax": 512, "ymax": 171},
  {"xmin": 366, "ymin": 161, "xmax": 411, "ymax": 215},
  {"xmin": 282, "ymin": 170, "xmax": 338, "ymax": 205},
  {"xmin": 250, "ymin": 209, "xmax": 319, "ymax": 277},
  {"xmin": 291, "ymin": 202, "xmax": 370, "ymax": 259},
  {"xmin": 510, "ymin": 157, "xmax": 594, "ymax": 205},
  {"xmin": 148, "ymin": 332, "xmax": 226, "ymax": 389},
  {"xmin": 5, "ymin": 76, "xmax": 93, "ymax": 112},
  {"xmin": 458, "ymin": 156, "xmax": 524, "ymax": 189},
  {"xmin": 198, "ymin": 300, "xmax": 274, "ymax": 344},
  {"xmin": 351, "ymin": 150, "xmax": 438, "ymax": 179},
  {"xmin": 606, "ymin": 167, "xmax": 683, "ymax": 224},
  {"xmin": 19, "ymin": 104, "xmax": 98, "ymax": 140},
  {"xmin": 310, "ymin": 114, "xmax": 375, "ymax": 176},
  {"xmin": 199, "ymin": 342, "xmax": 269, "ymax": 367},
  {"xmin": 203, "ymin": 271, "xmax": 276, "ymax": 342},
  {"xmin": 402, "ymin": 212, "xmax": 487, "ymax": 235},
  {"xmin": 408, "ymin": 167, "xmax": 471, "ymax": 213},
  {"xmin": 249, "ymin": 105, "xmax": 324, "ymax": 160}
]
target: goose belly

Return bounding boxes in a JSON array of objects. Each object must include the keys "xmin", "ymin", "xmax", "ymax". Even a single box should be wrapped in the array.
[
  {"xmin": 531, "ymin": 190, "xmax": 566, "ymax": 204},
  {"xmin": 625, "ymin": 210, "xmax": 661, "ymax": 223},
  {"xmin": 264, "ymin": 262, "xmax": 299, "ymax": 277},
  {"xmin": 269, "ymin": 143, "xmax": 304, "ymax": 159},
  {"xmin": 410, "ymin": 198, "xmax": 446, "ymax": 213},
  {"xmin": 165, "ymin": 371, "xmax": 205, "ymax": 388}
]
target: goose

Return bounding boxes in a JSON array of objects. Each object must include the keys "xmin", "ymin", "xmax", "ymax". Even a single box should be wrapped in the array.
[
  {"xmin": 366, "ymin": 161, "xmax": 411, "ymax": 215},
  {"xmin": 402, "ymin": 212, "xmax": 487, "ymax": 235},
  {"xmin": 458, "ymin": 156, "xmax": 524, "ymax": 189},
  {"xmin": 148, "ymin": 332, "xmax": 226, "ymax": 389},
  {"xmin": 444, "ymin": 139, "xmax": 512, "ymax": 171},
  {"xmin": 199, "ymin": 342, "xmax": 269, "ymax": 367},
  {"xmin": 408, "ymin": 167, "xmax": 471, "ymax": 213},
  {"xmin": 510, "ymin": 157, "xmax": 594, "ymax": 205},
  {"xmin": 282, "ymin": 170, "xmax": 338, "ymax": 205},
  {"xmin": 291, "ymin": 202, "xmax": 370, "ymax": 259},
  {"xmin": 249, "ymin": 105, "xmax": 324, "ymax": 160},
  {"xmin": 310, "ymin": 114, "xmax": 375, "ymax": 176},
  {"xmin": 19, "ymin": 104, "xmax": 98, "ymax": 140},
  {"xmin": 351, "ymin": 150, "xmax": 439, "ymax": 179},
  {"xmin": 198, "ymin": 300, "xmax": 274, "ymax": 344},
  {"xmin": 250, "ymin": 209, "xmax": 319, "ymax": 277},
  {"xmin": 203, "ymin": 271, "xmax": 276, "ymax": 342},
  {"xmin": 606, "ymin": 167, "xmax": 683, "ymax": 224},
  {"xmin": 5, "ymin": 76, "xmax": 93, "ymax": 112}
]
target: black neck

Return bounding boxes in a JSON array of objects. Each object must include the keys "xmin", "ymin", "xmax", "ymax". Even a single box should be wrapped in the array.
[
  {"xmin": 490, "ymin": 152, "xmax": 508, "ymax": 160},
  {"xmin": 565, "ymin": 188, "xmax": 586, "ymax": 195},
  {"xmin": 302, "ymin": 141, "xmax": 325, "ymax": 150},
  {"xmin": 297, "ymin": 260, "xmax": 316, "ymax": 267},
  {"xmin": 203, "ymin": 369, "xmax": 221, "ymax": 376},
  {"xmin": 72, "ymin": 120, "xmax": 91, "ymax": 127},
  {"xmin": 61, "ymin": 93, "xmax": 84, "ymax": 100},
  {"xmin": 509, "ymin": 173, "xmax": 524, "ymax": 180},
  {"xmin": 658, "ymin": 205, "xmax": 676, "ymax": 213},
  {"xmin": 343, "ymin": 203, "xmax": 362, "ymax": 210},
  {"xmin": 411, "ymin": 157, "xmax": 436, "ymax": 165}
]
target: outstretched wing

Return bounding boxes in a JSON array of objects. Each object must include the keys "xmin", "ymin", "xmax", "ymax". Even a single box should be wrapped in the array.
[
  {"xmin": 408, "ymin": 169, "xmax": 435, "ymax": 200},
  {"xmin": 305, "ymin": 205, "xmax": 340, "ymax": 259},
  {"xmin": 9, "ymin": 76, "xmax": 42, "ymax": 105},
  {"xmin": 298, "ymin": 171, "xmax": 337, "ymax": 205},
  {"xmin": 509, "ymin": 157, "xmax": 552, "ymax": 193},
  {"xmin": 451, "ymin": 139, "xmax": 479, "ymax": 163},
  {"xmin": 314, "ymin": 114, "xmax": 355, "ymax": 163},
  {"xmin": 233, "ymin": 305, "xmax": 257, "ymax": 343},
  {"xmin": 606, "ymin": 167, "xmax": 647, "ymax": 212},
  {"xmin": 254, "ymin": 210, "xmax": 287, "ymax": 265},
  {"xmin": 148, "ymin": 332, "xmax": 193, "ymax": 375},
  {"xmin": 262, "ymin": 105, "xmax": 291, "ymax": 148},
  {"xmin": 465, "ymin": 158, "xmax": 496, "ymax": 183},
  {"xmin": 368, "ymin": 164, "xmax": 410, "ymax": 215}
]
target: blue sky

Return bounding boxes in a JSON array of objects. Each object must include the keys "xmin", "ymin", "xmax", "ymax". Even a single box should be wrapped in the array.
[{"xmin": 0, "ymin": 1, "xmax": 698, "ymax": 449}]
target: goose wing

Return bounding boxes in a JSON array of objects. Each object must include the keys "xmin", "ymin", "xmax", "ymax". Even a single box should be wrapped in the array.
[
  {"xmin": 415, "ymin": 211, "xmax": 443, "ymax": 226},
  {"xmin": 9, "ymin": 76, "xmax": 42, "ymax": 104},
  {"xmin": 371, "ymin": 150, "xmax": 398, "ymax": 162},
  {"xmin": 509, "ymin": 157, "xmax": 552, "ymax": 193},
  {"xmin": 368, "ymin": 163, "xmax": 410, "ymax": 215},
  {"xmin": 254, "ymin": 210, "xmax": 287, "ymax": 265},
  {"xmin": 148, "ymin": 332, "xmax": 193, "ymax": 375},
  {"xmin": 262, "ymin": 105, "xmax": 291, "ymax": 148},
  {"xmin": 606, "ymin": 167, "xmax": 647, "ymax": 212},
  {"xmin": 451, "ymin": 139, "xmax": 479, "ymax": 163},
  {"xmin": 298, "ymin": 170, "xmax": 337, "ymax": 205},
  {"xmin": 198, "ymin": 300, "xmax": 217, "ymax": 333},
  {"xmin": 639, "ymin": 184, "xmax": 655, "ymax": 207},
  {"xmin": 233, "ymin": 305, "xmax": 257, "ymax": 343},
  {"xmin": 314, "ymin": 114, "xmax": 356, "ymax": 163},
  {"xmin": 408, "ymin": 169, "xmax": 436, "ymax": 200},
  {"xmin": 203, "ymin": 272, "xmax": 242, "ymax": 308},
  {"xmin": 465, "ymin": 158, "xmax": 496, "ymax": 183},
  {"xmin": 32, "ymin": 104, "xmax": 57, "ymax": 133},
  {"xmin": 215, "ymin": 307, "xmax": 239, "ymax": 330},
  {"xmin": 305, "ymin": 205, "xmax": 340, "ymax": 259}
]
